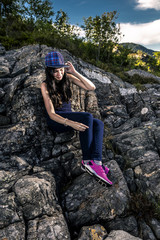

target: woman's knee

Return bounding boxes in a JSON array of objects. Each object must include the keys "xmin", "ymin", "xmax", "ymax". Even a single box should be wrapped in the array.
[
  {"xmin": 77, "ymin": 112, "xmax": 93, "ymax": 126},
  {"xmin": 82, "ymin": 112, "xmax": 93, "ymax": 123},
  {"xmin": 83, "ymin": 112, "xmax": 93, "ymax": 119},
  {"xmin": 93, "ymin": 118, "xmax": 104, "ymax": 129}
]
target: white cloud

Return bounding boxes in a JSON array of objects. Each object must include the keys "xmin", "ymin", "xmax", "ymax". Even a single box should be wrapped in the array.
[
  {"xmin": 135, "ymin": 0, "xmax": 160, "ymax": 10},
  {"xmin": 72, "ymin": 25, "xmax": 86, "ymax": 38},
  {"xmin": 120, "ymin": 19, "xmax": 160, "ymax": 49},
  {"xmin": 77, "ymin": 1, "xmax": 87, "ymax": 6},
  {"xmin": 71, "ymin": 21, "xmax": 160, "ymax": 51}
]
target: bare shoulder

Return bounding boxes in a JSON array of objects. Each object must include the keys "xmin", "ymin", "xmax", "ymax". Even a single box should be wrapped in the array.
[
  {"xmin": 41, "ymin": 82, "xmax": 48, "ymax": 91},
  {"xmin": 41, "ymin": 82, "xmax": 49, "ymax": 96},
  {"xmin": 41, "ymin": 81, "xmax": 47, "ymax": 89}
]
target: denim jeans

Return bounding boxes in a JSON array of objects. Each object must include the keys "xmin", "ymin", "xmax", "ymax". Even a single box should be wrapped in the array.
[{"xmin": 46, "ymin": 111, "xmax": 104, "ymax": 161}]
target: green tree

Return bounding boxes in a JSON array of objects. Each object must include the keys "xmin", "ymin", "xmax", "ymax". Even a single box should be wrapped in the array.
[
  {"xmin": 0, "ymin": 0, "xmax": 20, "ymax": 18},
  {"xmin": 0, "ymin": 0, "xmax": 55, "ymax": 49},
  {"xmin": 54, "ymin": 9, "xmax": 76, "ymax": 37},
  {"xmin": 112, "ymin": 44, "xmax": 134, "ymax": 68},
  {"xmin": 82, "ymin": 11, "xmax": 121, "ymax": 62},
  {"xmin": 0, "ymin": 0, "xmax": 22, "ymax": 38},
  {"xmin": 154, "ymin": 52, "xmax": 160, "ymax": 69},
  {"xmin": 20, "ymin": 0, "xmax": 54, "ymax": 22}
]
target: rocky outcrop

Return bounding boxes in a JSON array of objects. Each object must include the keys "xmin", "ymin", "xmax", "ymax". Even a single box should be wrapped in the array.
[
  {"xmin": 0, "ymin": 44, "xmax": 160, "ymax": 239},
  {"xmin": 126, "ymin": 69, "xmax": 160, "ymax": 83}
]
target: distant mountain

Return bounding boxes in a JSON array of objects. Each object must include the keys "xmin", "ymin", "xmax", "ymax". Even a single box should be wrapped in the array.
[{"xmin": 120, "ymin": 42, "xmax": 155, "ymax": 56}]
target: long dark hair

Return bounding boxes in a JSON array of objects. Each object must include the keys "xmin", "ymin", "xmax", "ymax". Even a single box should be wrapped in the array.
[{"xmin": 45, "ymin": 67, "xmax": 72, "ymax": 108}]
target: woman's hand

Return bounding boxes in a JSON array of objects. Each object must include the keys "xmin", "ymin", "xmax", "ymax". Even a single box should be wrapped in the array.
[
  {"xmin": 67, "ymin": 120, "xmax": 89, "ymax": 132},
  {"xmin": 65, "ymin": 61, "xmax": 76, "ymax": 75},
  {"xmin": 65, "ymin": 61, "xmax": 96, "ymax": 91}
]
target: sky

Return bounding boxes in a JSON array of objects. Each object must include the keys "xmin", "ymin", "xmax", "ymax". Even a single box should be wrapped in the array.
[{"xmin": 53, "ymin": 0, "xmax": 160, "ymax": 51}]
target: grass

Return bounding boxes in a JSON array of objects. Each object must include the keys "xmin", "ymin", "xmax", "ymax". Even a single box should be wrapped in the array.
[
  {"xmin": 129, "ymin": 192, "xmax": 160, "ymax": 221},
  {"xmin": 116, "ymin": 73, "xmax": 159, "ymax": 91}
]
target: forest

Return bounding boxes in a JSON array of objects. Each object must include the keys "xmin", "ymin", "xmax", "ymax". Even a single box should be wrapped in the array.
[{"xmin": 1, "ymin": 0, "xmax": 160, "ymax": 80}]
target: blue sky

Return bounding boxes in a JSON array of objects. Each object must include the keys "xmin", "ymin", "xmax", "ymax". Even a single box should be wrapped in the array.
[{"xmin": 53, "ymin": 0, "xmax": 160, "ymax": 51}]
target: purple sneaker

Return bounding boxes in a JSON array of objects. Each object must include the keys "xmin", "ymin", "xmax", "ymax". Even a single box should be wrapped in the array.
[{"xmin": 81, "ymin": 160, "xmax": 112, "ymax": 185}]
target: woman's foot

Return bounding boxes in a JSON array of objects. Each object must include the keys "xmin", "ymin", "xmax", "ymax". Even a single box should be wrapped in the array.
[
  {"xmin": 102, "ymin": 164, "xmax": 110, "ymax": 174},
  {"xmin": 81, "ymin": 160, "xmax": 112, "ymax": 185},
  {"xmin": 81, "ymin": 161, "xmax": 110, "ymax": 174}
]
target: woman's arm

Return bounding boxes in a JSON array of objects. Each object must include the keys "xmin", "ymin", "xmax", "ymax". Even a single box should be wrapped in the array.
[
  {"xmin": 41, "ymin": 82, "xmax": 89, "ymax": 132},
  {"xmin": 65, "ymin": 61, "xmax": 96, "ymax": 91}
]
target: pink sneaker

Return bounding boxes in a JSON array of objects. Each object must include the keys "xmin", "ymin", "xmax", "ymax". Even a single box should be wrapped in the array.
[
  {"xmin": 102, "ymin": 165, "xmax": 110, "ymax": 175},
  {"xmin": 81, "ymin": 161, "xmax": 110, "ymax": 175},
  {"xmin": 81, "ymin": 160, "xmax": 112, "ymax": 185}
]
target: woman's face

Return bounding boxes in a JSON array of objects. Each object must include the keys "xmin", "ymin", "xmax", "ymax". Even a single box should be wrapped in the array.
[{"xmin": 53, "ymin": 67, "xmax": 65, "ymax": 81}]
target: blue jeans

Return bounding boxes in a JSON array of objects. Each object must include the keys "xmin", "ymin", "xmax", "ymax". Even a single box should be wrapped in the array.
[{"xmin": 46, "ymin": 112, "xmax": 104, "ymax": 161}]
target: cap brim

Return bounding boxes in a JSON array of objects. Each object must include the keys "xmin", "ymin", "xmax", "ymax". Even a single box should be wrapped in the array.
[{"xmin": 46, "ymin": 65, "xmax": 69, "ymax": 68}]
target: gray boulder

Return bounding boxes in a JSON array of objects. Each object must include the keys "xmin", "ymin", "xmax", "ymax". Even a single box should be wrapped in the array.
[
  {"xmin": 126, "ymin": 69, "xmax": 160, "ymax": 83},
  {"xmin": 105, "ymin": 230, "xmax": 142, "ymax": 240},
  {"xmin": 62, "ymin": 160, "xmax": 130, "ymax": 227},
  {"xmin": 78, "ymin": 224, "xmax": 108, "ymax": 240}
]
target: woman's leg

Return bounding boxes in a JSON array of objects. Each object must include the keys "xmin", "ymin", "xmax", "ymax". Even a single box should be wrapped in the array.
[
  {"xmin": 47, "ymin": 111, "xmax": 112, "ymax": 185},
  {"xmin": 46, "ymin": 112, "xmax": 94, "ymax": 160},
  {"xmin": 90, "ymin": 118, "xmax": 104, "ymax": 161},
  {"xmin": 80, "ymin": 117, "xmax": 112, "ymax": 185}
]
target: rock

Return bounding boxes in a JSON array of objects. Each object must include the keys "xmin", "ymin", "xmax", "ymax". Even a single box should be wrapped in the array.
[
  {"xmin": 85, "ymin": 90, "xmax": 101, "ymax": 118},
  {"xmin": 0, "ymin": 44, "xmax": 160, "ymax": 239},
  {"xmin": 4, "ymin": 73, "xmax": 29, "ymax": 103},
  {"xmin": 124, "ymin": 168, "xmax": 137, "ymax": 192},
  {"xmin": 0, "ymin": 88, "xmax": 5, "ymax": 98},
  {"xmin": 149, "ymin": 218, "xmax": 160, "ymax": 239},
  {"xmin": 112, "ymin": 117, "xmax": 141, "ymax": 135},
  {"xmin": 0, "ymin": 123, "xmax": 36, "ymax": 156},
  {"xmin": 54, "ymin": 131, "xmax": 75, "ymax": 144},
  {"xmin": 79, "ymin": 60, "xmax": 111, "ymax": 84},
  {"xmin": 139, "ymin": 220, "xmax": 157, "ymax": 240},
  {"xmin": 0, "ymin": 65, "xmax": 10, "ymax": 78},
  {"xmin": 0, "ymin": 222, "xmax": 25, "ymax": 240},
  {"xmin": 0, "ymin": 115, "xmax": 10, "ymax": 125},
  {"xmin": 104, "ymin": 230, "xmax": 142, "ymax": 240},
  {"xmin": 134, "ymin": 150, "xmax": 160, "ymax": 198},
  {"xmin": 101, "ymin": 104, "xmax": 129, "ymax": 119},
  {"xmin": 0, "ymin": 56, "xmax": 10, "ymax": 77},
  {"xmin": 0, "ymin": 77, "xmax": 11, "ymax": 87},
  {"xmin": 62, "ymin": 160, "xmax": 130, "ymax": 227},
  {"xmin": 126, "ymin": 69, "xmax": 160, "ymax": 83},
  {"xmin": 112, "ymin": 127, "xmax": 155, "ymax": 158},
  {"xmin": 0, "ymin": 192, "xmax": 23, "ymax": 228},
  {"xmin": 112, "ymin": 123, "xmax": 160, "ymax": 199},
  {"xmin": 119, "ymin": 87, "xmax": 137, "ymax": 96},
  {"xmin": 106, "ymin": 216, "xmax": 139, "ymax": 237},
  {"xmin": 78, "ymin": 224, "xmax": 108, "ymax": 240},
  {"xmin": 0, "ymin": 43, "xmax": 6, "ymax": 55},
  {"xmin": 0, "ymin": 104, "xmax": 6, "ymax": 113},
  {"xmin": 154, "ymin": 126, "xmax": 160, "ymax": 152},
  {"xmin": 27, "ymin": 215, "xmax": 70, "ymax": 240},
  {"xmin": 12, "ymin": 171, "xmax": 58, "ymax": 220},
  {"xmin": 52, "ymin": 144, "xmax": 63, "ymax": 157},
  {"xmin": 11, "ymin": 45, "xmax": 40, "ymax": 77},
  {"xmin": 0, "ymin": 155, "xmax": 32, "ymax": 193}
]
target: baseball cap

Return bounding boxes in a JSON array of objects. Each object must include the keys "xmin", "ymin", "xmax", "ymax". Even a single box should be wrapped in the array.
[{"xmin": 45, "ymin": 51, "xmax": 68, "ymax": 68}]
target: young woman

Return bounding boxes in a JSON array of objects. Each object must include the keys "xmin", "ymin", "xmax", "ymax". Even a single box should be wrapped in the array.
[{"xmin": 41, "ymin": 51, "xmax": 112, "ymax": 185}]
